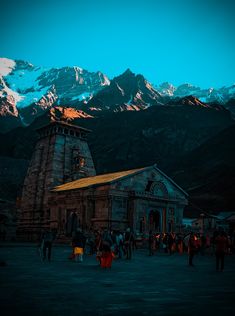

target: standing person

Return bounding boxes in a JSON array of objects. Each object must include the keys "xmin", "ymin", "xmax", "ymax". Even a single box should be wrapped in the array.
[
  {"xmin": 215, "ymin": 231, "xmax": 228, "ymax": 272},
  {"xmin": 188, "ymin": 233, "xmax": 197, "ymax": 266},
  {"xmin": 205, "ymin": 233, "xmax": 211, "ymax": 254},
  {"xmin": 168, "ymin": 233, "xmax": 174, "ymax": 255},
  {"xmin": 116, "ymin": 231, "xmax": 124, "ymax": 259},
  {"xmin": 102, "ymin": 229, "xmax": 113, "ymax": 247},
  {"xmin": 87, "ymin": 229, "xmax": 96, "ymax": 255},
  {"xmin": 178, "ymin": 234, "xmax": 184, "ymax": 254},
  {"xmin": 148, "ymin": 230, "xmax": 154, "ymax": 256},
  {"xmin": 72, "ymin": 228, "xmax": 86, "ymax": 262},
  {"xmin": 162, "ymin": 233, "xmax": 168, "ymax": 253},
  {"xmin": 124, "ymin": 228, "xmax": 134, "ymax": 259},
  {"xmin": 95, "ymin": 230, "xmax": 103, "ymax": 264},
  {"xmin": 41, "ymin": 228, "xmax": 55, "ymax": 262},
  {"xmin": 100, "ymin": 240, "xmax": 114, "ymax": 268},
  {"xmin": 155, "ymin": 233, "xmax": 160, "ymax": 252}
]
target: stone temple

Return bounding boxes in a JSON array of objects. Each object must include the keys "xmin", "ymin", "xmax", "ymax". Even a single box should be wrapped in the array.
[{"xmin": 18, "ymin": 121, "xmax": 188, "ymax": 240}]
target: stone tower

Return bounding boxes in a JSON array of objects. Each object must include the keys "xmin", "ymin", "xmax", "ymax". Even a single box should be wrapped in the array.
[{"xmin": 18, "ymin": 121, "xmax": 96, "ymax": 240}]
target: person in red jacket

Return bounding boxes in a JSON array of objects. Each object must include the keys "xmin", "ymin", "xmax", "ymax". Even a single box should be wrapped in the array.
[{"xmin": 215, "ymin": 231, "xmax": 228, "ymax": 272}]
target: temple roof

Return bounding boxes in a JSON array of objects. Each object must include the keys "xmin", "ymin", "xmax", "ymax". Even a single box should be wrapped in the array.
[
  {"xmin": 52, "ymin": 166, "xmax": 149, "ymax": 192},
  {"xmin": 52, "ymin": 164, "xmax": 188, "ymax": 197}
]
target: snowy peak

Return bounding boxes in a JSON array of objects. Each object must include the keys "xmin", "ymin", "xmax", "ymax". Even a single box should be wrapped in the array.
[
  {"xmin": 156, "ymin": 82, "xmax": 176, "ymax": 96},
  {"xmin": 1, "ymin": 57, "xmax": 234, "ymax": 132},
  {"xmin": 0, "ymin": 58, "xmax": 16, "ymax": 76},
  {"xmin": 156, "ymin": 81, "xmax": 235, "ymax": 104},
  {"xmin": 0, "ymin": 57, "xmax": 110, "ymax": 126},
  {"xmin": 0, "ymin": 58, "xmax": 110, "ymax": 109},
  {"xmin": 87, "ymin": 69, "xmax": 163, "ymax": 111}
]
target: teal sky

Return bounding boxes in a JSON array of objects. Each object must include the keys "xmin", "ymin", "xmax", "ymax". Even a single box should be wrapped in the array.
[{"xmin": 1, "ymin": 0, "xmax": 235, "ymax": 88}]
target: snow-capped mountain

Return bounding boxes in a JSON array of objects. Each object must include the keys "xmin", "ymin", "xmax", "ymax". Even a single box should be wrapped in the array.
[
  {"xmin": 0, "ymin": 57, "xmax": 110, "ymax": 128},
  {"xmin": 0, "ymin": 57, "xmax": 234, "ymax": 133},
  {"xmin": 86, "ymin": 69, "xmax": 164, "ymax": 112},
  {"xmin": 0, "ymin": 58, "xmax": 110, "ymax": 108},
  {"xmin": 155, "ymin": 82, "xmax": 235, "ymax": 104}
]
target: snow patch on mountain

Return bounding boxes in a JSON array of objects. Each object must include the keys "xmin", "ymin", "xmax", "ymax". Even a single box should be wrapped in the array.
[
  {"xmin": 0, "ymin": 76, "xmax": 23, "ymax": 103},
  {"xmin": 100, "ymin": 73, "xmax": 110, "ymax": 86},
  {"xmin": 89, "ymin": 107, "xmax": 102, "ymax": 111},
  {"xmin": 17, "ymin": 86, "xmax": 52, "ymax": 108},
  {"xmin": 6, "ymin": 66, "xmax": 45, "ymax": 91},
  {"xmin": 74, "ymin": 66, "xmax": 83, "ymax": 82},
  {"xmin": 116, "ymin": 83, "xmax": 125, "ymax": 96},
  {"xmin": 0, "ymin": 58, "xmax": 16, "ymax": 76},
  {"xmin": 71, "ymin": 92, "xmax": 93, "ymax": 102}
]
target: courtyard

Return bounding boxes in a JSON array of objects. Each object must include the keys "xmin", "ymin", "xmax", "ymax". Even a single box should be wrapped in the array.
[{"xmin": 0, "ymin": 244, "xmax": 235, "ymax": 316}]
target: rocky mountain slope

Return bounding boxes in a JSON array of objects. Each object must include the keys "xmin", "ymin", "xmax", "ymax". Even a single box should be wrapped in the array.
[{"xmin": 85, "ymin": 69, "xmax": 163, "ymax": 112}]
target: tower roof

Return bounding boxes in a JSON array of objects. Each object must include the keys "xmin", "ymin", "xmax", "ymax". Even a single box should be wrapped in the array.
[{"xmin": 36, "ymin": 120, "xmax": 91, "ymax": 133}]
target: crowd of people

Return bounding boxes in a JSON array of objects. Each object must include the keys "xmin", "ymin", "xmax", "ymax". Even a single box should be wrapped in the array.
[{"xmin": 40, "ymin": 227, "xmax": 235, "ymax": 271}]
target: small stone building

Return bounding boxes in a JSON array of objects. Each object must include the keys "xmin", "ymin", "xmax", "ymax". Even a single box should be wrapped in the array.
[
  {"xmin": 19, "ymin": 121, "xmax": 188, "ymax": 239},
  {"xmin": 50, "ymin": 166, "xmax": 188, "ymax": 235}
]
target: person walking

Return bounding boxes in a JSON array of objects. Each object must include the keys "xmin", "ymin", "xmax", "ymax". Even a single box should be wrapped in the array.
[
  {"xmin": 41, "ymin": 228, "xmax": 55, "ymax": 262},
  {"xmin": 188, "ymin": 233, "xmax": 197, "ymax": 266},
  {"xmin": 116, "ymin": 231, "xmax": 124, "ymax": 259},
  {"xmin": 124, "ymin": 228, "xmax": 134, "ymax": 259},
  {"xmin": 72, "ymin": 228, "xmax": 86, "ymax": 262},
  {"xmin": 177, "ymin": 234, "xmax": 184, "ymax": 254},
  {"xmin": 148, "ymin": 230, "xmax": 154, "ymax": 256},
  {"xmin": 162, "ymin": 233, "xmax": 168, "ymax": 253},
  {"xmin": 168, "ymin": 233, "xmax": 174, "ymax": 255},
  {"xmin": 215, "ymin": 231, "xmax": 228, "ymax": 272}
]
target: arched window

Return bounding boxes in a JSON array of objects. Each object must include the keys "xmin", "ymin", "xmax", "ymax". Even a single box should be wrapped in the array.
[{"xmin": 150, "ymin": 181, "xmax": 168, "ymax": 198}]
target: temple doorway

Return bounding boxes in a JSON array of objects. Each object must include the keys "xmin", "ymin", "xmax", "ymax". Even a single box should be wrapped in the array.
[
  {"xmin": 149, "ymin": 210, "xmax": 161, "ymax": 232},
  {"xmin": 65, "ymin": 210, "xmax": 79, "ymax": 236}
]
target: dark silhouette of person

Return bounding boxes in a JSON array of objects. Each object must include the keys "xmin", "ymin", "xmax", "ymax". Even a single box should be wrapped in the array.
[
  {"xmin": 215, "ymin": 231, "xmax": 228, "ymax": 272},
  {"xmin": 148, "ymin": 230, "xmax": 154, "ymax": 256},
  {"xmin": 41, "ymin": 229, "xmax": 55, "ymax": 261},
  {"xmin": 124, "ymin": 228, "xmax": 134, "ymax": 259},
  {"xmin": 168, "ymin": 233, "xmax": 174, "ymax": 255},
  {"xmin": 188, "ymin": 233, "xmax": 197, "ymax": 266},
  {"xmin": 72, "ymin": 228, "xmax": 86, "ymax": 262}
]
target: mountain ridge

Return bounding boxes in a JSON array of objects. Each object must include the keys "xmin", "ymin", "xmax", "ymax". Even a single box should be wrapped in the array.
[{"xmin": 1, "ymin": 57, "xmax": 235, "ymax": 132}]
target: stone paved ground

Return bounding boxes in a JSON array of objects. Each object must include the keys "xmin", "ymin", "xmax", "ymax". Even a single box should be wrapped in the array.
[{"xmin": 0, "ymin": 244, "xmax": 235, "ymax": 316}]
